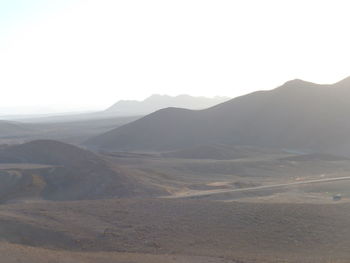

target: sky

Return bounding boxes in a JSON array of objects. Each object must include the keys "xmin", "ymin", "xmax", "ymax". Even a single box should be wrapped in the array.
[{"xmin": 1, "ymin": 0, "xmax": 350, "ymax": 114}]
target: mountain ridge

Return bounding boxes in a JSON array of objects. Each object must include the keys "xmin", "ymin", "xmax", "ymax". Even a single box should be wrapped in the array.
[{"xmin": 86, "ymin": 77, "xmax": 350, "ymax": 155}]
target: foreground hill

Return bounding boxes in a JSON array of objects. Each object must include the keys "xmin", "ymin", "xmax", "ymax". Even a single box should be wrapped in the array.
[
  {"xmin": 0, "ymin": 140, "xmax": 165, "ymax": 202},
  {"xmin": 0, "ymin": 140, "xmax": 101, "ymax": 166},
  {"xmin": 86, "ymin": 77, "xmax": 350, "ymax": 155},
  {"xmin": 1, "ymin": 199, "xmax": 350, "ymax": 262},
  {"xmin": 105, "ymin": 94, "xmax": 230, "ymax": 115}
]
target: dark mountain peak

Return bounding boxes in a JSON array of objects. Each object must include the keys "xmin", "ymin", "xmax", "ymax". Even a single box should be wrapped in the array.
[
  {"xmin": 280, "ymin": 79, "xmax": 316, "ymax": 89},
  {"xmin": 285, "ymin": 78, "xmax": 305, "ymax": 84}
]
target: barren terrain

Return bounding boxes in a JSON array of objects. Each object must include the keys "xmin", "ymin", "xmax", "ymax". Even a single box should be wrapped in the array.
[
  {"xmin": 1, "ymin": 199, "xmax": 350, "ymax": 262},
  {"xmin": 1, "ymin": 141, "xmax": 350, "ymax": 262}
]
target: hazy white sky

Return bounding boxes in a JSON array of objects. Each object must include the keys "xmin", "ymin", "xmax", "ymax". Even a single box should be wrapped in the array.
[{"xmin": 1, "ymin": 0, "xmax": 350, "ymax": 113}]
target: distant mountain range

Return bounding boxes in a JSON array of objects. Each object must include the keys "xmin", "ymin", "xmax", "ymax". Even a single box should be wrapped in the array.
[
  {"xmin": 105, "ymin": 94, "xmax": 230, "ymax": 115},
  {"xmin": 86, "ymin": 76, "xmax": 350, "ymax": 156},
  {"xmin": 2, "ymin": 94, "xmax": 229, "ymax": 123}
]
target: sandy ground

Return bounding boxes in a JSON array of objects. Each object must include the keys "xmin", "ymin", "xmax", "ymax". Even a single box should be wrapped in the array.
[
  {"xmin": 1, "ymin": 199, "xmax": 350, "ymax": 262},
  {"xmin": 0, "ymin": 242, "xmax": 235, "ymax": 263}
]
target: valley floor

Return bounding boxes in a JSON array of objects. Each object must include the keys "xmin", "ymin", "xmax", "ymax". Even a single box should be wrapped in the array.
[{"xmin": 2, "ymin": 143, "xmax": 350, "ymax": 262}]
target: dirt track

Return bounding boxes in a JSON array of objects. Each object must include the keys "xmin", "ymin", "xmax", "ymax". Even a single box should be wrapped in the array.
[{"xmin": 169, "ymin": 176, "xmax": 350, "ymax": 199}]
